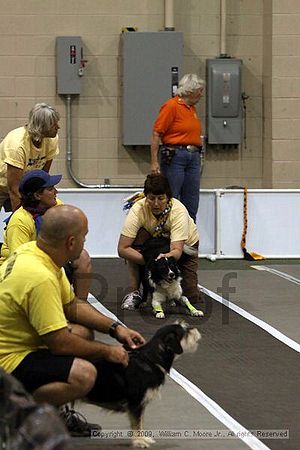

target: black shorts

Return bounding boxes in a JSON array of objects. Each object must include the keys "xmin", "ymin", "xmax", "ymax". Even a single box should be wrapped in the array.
[{"xmin": 11, "ymin": 349, "xmax": 75, "ymax": 393}]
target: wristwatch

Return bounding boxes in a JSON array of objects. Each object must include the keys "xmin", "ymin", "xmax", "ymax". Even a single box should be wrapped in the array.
[{"xmin": 109, "ymin": 321, "xmax": 122, "ymax": 338}]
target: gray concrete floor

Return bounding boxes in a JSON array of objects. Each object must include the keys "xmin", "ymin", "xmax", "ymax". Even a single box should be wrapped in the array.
[
  {"xmin": 72, "ymin": 258, "xmax": 300, "ymax": 450},
  {"xmin": 73, "ymin": 377, "xmax": 249, "ymax": 450},
  {"xmin": 198, "ymin": 261, "xmax": 300, "ymax": 342}
]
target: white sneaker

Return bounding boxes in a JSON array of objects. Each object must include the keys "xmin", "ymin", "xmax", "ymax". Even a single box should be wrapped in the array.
[{"xmin": 121, "ymin": 290, "xmax": 142, "ymax": 310}]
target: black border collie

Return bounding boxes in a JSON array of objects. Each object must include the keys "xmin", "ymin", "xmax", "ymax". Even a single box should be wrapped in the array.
[
  {"xmin": 140, "ymin": 237, "xmax": 203, "ymax": 319},
  {"xmin": 86, "ymin": 322, "xmax": 201, "ymax": 448}
]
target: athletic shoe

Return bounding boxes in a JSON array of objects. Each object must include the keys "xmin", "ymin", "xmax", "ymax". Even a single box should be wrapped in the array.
[
  {"xmin": 60, "ymin": 405, "xmax": 101, "ymax": 437},
  {"xmin": 121, "ymin": 290, "xmax": 142, "ymax": 310}
]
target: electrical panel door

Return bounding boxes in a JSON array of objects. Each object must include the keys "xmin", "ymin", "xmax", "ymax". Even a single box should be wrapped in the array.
[
  {"xmin": 206, "ymin": 58, "xmax": 242, "ymax": 144},
  {"xmin": 122, "ymin": 32, "xmax": 183, "ymax": 146},
  {"xmin": 56, "ymin": 36, "xmax": 83, "ymax": 95}
]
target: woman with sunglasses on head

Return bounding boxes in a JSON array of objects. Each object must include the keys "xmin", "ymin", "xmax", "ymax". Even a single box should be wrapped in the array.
[{"xmin": 118, "ymin": 173, "xmax": 202, "ymax": 311}]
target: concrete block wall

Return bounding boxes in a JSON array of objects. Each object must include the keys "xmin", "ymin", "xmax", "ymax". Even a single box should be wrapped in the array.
[
  {"xmin": 262, "ymin": 0, "xmax": 273, "ymax": 188},
  {"xmin": 0, "ymin": 0, "xmax": 298, "ymax": 188},
  {"xmin": 271, "ymin": 0, "xmax": 300, "ymax": 187}
]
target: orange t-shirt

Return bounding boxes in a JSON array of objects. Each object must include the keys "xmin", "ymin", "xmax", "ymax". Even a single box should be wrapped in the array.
[{"xmin": 153, "ymin": 96, "xmax": 202, "ymax": 146}]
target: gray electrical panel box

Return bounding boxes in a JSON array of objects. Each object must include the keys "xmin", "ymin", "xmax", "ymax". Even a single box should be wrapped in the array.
[
  {"xmin": 56, "ymin": 36, "xmax": 82, "ymax": 95},
  {"xmin": 206, "ymin": 58, "xmax": 242, "ymax": 144},
  {"xmin": 122, "ymin": 32, "xmax": 183, "ymax": 145}
]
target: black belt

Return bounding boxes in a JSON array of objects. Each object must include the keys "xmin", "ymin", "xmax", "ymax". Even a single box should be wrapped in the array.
[{"xmin": 164, "ymin": 144, "xmax": 202, "ymax": 153}]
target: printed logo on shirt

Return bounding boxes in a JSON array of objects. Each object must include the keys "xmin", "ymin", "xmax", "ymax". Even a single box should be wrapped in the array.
[{"xmin": 27, "ymin": 156, "xmax": 46, "ymax": 168}]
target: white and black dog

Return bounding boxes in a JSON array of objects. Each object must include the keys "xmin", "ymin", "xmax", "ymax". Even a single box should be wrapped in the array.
[
  {"xmin": 86, "ymin": 322, "xmax": 201, "ymax": 448},
  {"xmin": 140, "ymin": 237, "xmax": 203, "ymax": 319}
]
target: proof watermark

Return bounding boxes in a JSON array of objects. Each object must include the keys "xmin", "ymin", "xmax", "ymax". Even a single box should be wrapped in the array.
[
  {"xmin": 217, "ymin": 271, "xmax": 237, "ymax": 324},
  {"xmin": 90, "ymin": 428, "xmax": 289, "ymax": 440}
]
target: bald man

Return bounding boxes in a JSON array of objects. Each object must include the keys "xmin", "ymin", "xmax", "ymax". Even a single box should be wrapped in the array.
[{"xmin": 0, "ymin": 205, "xmax": 145, "ymax": 436}]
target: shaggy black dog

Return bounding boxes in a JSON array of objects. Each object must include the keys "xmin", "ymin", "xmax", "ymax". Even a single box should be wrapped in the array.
[{"xmin": 86, "ymin": 322, "xmax": 201, "ymax": 448}]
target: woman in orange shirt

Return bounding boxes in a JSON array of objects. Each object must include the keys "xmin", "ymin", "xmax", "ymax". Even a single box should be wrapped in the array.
[{"xmin": 151, "ymin": 73, "xmax": 205, "ymax": 222}]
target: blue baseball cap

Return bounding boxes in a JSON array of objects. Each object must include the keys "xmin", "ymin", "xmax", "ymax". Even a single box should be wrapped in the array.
[{"xmin": 19, "ymin": 169, "xmax": 62, "ymax": 194}]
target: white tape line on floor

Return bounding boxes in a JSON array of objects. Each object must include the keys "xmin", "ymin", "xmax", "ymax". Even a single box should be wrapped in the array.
[
  {"xmin": 170, "ymin": 368, "xmax": 270, "ymax": 450},
  {"xmin": 251, "ymin": 265, "xmax": 300, "ymax": 286},
  {"xmin": 88, "ymin": 294, "xmax": 270, "ymax": 450},
  {"xmin": 199, "ymin": 285, "xmax": 300, "ymax": 353}
]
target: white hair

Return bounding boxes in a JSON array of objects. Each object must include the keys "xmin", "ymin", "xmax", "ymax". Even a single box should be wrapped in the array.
[
  {"xmin": 26, "ymin": 103, "xmax": 60, "ymax": 141},
  {"xmin": 176, "ymin": 74, "xmax": 205, "ymax": 97}
]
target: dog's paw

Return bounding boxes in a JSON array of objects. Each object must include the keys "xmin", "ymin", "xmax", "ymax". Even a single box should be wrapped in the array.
[
  {"xmin": 144, "ymin": 437, "xmax": 156, "ymax": 444},
  {"xmin": 155, "ymin": 311, "xmax": 165, "ymax": 319},
  {"xmin": 132, "ymin": 436, "xmax": 155, "ymax": 448},
  {"xmin": 190, "ymin": 309, "xmax": 204, "ymax": 317},
  {"xmin": 168, "ymin": 300, "xmax": 176, "ymax": 307}
]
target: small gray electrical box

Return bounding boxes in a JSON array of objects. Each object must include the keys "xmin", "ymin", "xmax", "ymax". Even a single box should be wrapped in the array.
[
  {"xmin": 122, "ymin": 32, "xmax": 183, "ymax": 145},
  {"xmin": 56, "ymin": 36, "xmax": 82, "ymax": 95},
  {"xmin": 206, "ymin": 58, "xmax": 242, "ymax": 144}
]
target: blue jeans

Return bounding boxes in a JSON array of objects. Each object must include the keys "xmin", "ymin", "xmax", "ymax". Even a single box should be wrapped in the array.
[{"xmin": 160, "ymin": 147, "xmax": 201, "ymax": 222}]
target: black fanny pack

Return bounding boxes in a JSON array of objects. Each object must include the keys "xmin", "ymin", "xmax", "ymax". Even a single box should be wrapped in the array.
[{"xmin": 160, "ymin": 146, "xmax": 176, "ymax": 164}]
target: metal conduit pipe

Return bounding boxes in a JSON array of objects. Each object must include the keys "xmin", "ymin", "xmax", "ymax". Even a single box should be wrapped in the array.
[
  {"xmin": 164, "ymin": 0, "xmax": 175, "ymax": 30},
  {"xmin": 220, "ymin": 0, "xmax": 227, "ymax": 56},
  {"xmin": 65, "ymin": 94, "xmax": 140, "ymax": 189},
  {"xmin": 65, "ymin": 2, "xmax": 176, "ymax": 189},
  {"xmin": 65, "ymin": 95, "xmax": 96, "ymax": 188}
]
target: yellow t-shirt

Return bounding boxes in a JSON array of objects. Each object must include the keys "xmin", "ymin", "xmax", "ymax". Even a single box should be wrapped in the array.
[
  {"xmin": 0, "ymin": 127, "xmax": 59, "ymax": 191},
  {"xmin": 121, "ymin": 197, "xmax": 199, "ymax": 246},
  {"xmin": 0, "ymin": 241, "xmax": 74, "ymax": 373},
  {"xmin": 0, "ymin": 199, "xmax": 63, "ymax": 265}
]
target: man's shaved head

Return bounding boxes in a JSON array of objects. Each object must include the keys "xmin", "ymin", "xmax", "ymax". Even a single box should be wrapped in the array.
[{"xmin": 39, "ymin": 205, "xmax": 87, "ymax": 245}]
